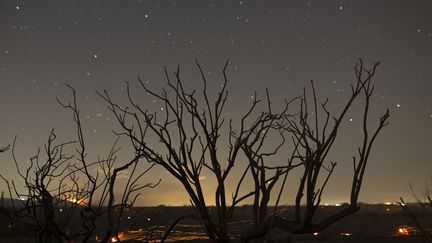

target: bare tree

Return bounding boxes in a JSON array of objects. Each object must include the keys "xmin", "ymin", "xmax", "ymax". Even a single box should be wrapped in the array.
[
  {"xmin": 0, "ymin": 58, "xmax": 391, "ymax": 242},
  {"xmin": 239, "ymin": 91, "xmax": 302, "ymax": 230},
  {"xmin": 58, "ymin": 85, "xmax": 160, "ymax": 242},
  {"xmin": 0, "ymin": 86, "xmax": 158, "ymax": 243},
  {"xmin": 98, "ymin": 60, "xmax": 293, "ymax": 240},
  {"xmin": 0, "ymin": 145, "xmax": 13, "ymax": 231},
  {"xmin": 399, "ymin": 176, "xmax": 432, "ymax": 239},
  {"xmin": 99, "ymin": 59, "xmax": 389, "ymax": 241},
  {"xmin": 243, "ymin": 59, "xmax": 389, "ymax": 241},
  {"xmin": 0, "ymin": 131, "xmax": 85, "ymax": 242}
]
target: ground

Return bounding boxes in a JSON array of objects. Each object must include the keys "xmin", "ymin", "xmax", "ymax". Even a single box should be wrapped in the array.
[{"xmin": 0, "ymin": 204, "xmax": 430, "ymax": 242}]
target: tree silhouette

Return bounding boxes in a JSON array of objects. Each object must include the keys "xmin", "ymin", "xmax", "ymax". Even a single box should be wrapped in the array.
[
  {"xmin": 400, "ymin": 177, "xmax": 432, "ymax": 239},
  {"xmin": 100, "ymin": 59, "xmax": 389, "ymax": 241},
  {"xmin": 98, "ymin": 60, "xmax": 276, "ymax": 240},
  {"xmin": 244, "ymin": 59, "xmax": 389, "ymax": 241},
  {"xmin": 0, "ymin": 86, "xmax": 158, "ymax": 243},
  {"xmin": 1, "ymin": 59, "xmax": 389, "ymax": 242}
]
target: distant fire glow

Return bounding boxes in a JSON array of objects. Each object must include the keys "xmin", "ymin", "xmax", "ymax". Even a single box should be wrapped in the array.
[
  {"xmin": 66, "ymin": 197, "xmax": 86, "ymax": 205},
  {"xmin": 396, "ymin": 226, "xmax": 410, "ymax": 236}
]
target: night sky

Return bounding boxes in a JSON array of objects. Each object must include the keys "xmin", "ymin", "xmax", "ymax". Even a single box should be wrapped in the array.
[{"xmin": 1, "ymin": 0, "xmax": 432, "ymax": 206}]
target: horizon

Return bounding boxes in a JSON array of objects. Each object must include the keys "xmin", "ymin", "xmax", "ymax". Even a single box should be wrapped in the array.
[{"xmin": 0, "ymin": 196, "xmax": 416, "ymax": 207}]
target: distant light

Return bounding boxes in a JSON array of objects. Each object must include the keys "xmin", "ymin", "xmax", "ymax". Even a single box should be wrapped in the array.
[
  {"xmin": 396, "ymin": 226, "xmax": 410, "ymax": 236},
  {"xmin": 334, "ymin": 203, "xmax": 342, "ymax": 207},
  {"xmin": 384, "ymin": 202, "xmax": 392, "ymax": 205},
  {"xmin": 16, "ymin": 6, "xmax": 20, "ymax": 10},
  {"xmin": 127, "ymin": 216, "xmax": 131, "ymax": 219},
  {"xmin": 396, "ymin": 104, "xmax": 401, "ymax": 108},
  {"xmin": 144, "ymin": 14, "xmax": 149, "ymax": 18},
  {"xmin": 386, "ymin": 208, "xmax": 390, "ymax": 211},
  {"xmin": 313, "ymin": 232, "xmax": 319, "ymax": 236},
  {"xmin": 59, "ymin": 208, "xmax": 63, "ymax": 212},
  {"xmin": 340, "ymin": 232, "xmax": 352, "ymax": 236},
  {"xmin": 147, "ymin": 217, "xmax": 151, "ymax": 221},
  {"xmin": 338, "ymin": 6, "xmax": 343, "ymax": 10}
]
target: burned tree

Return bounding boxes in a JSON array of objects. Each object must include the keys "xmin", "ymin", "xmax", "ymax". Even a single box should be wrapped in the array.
[
  {"xmin": 100, "ymin": 59, "xmax": 388, "ymax": 241},
  {"xmin": 57, "ymin": 86, "xmax": 160, "ymax": 242},
  {"xmin": 239, "ymin": 91, "xmax": 302, "ymax": 230},
  {"xmin": 243, "ymin": 59, "xmax": 389, "ymax": 241},
  {"xmin": 0, "ymin": 131, "xmax": 89, "ymax": 242},
  {"xmin": 399, "ymin": 177, "xmax": 432, "ymax": 239},
  {"xmin": 0, "ymin": 86, "xmax": 157, "ymax": 243},
  {"xmin": 98, "ymin": 60, "xmax": 293, "ymax": 240}
]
